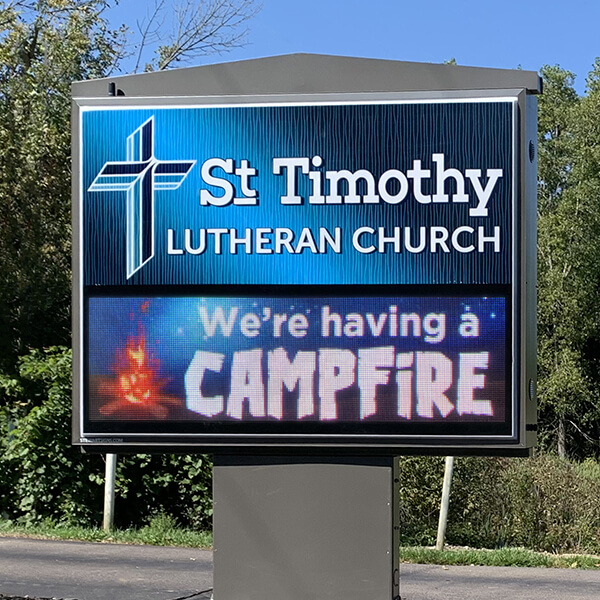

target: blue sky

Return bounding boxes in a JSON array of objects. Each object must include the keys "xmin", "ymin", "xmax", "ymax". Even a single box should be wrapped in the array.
[{"xmin": 109, "ymin": 0, "xmax": 599, "ymax": 94}]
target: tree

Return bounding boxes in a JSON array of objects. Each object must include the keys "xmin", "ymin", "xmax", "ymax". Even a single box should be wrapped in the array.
[
  {"xmin": 0, "ymin": 0, "xmax": 259, "ymax": 377},
  {"xmin": 0, "ymin": 0, "xmax": 125, "ymax": 373},
  {"xmin": 129, "ymin": 0, "xmax": 260, "ymax": 72},
  {"xmin": 537, "ymin": 64, "xmax": 600, "ymax": 459}
]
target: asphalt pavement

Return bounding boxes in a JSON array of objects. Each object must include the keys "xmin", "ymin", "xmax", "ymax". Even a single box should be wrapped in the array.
[
  {"xmin": 2, "ymin": 536, "xmax": 600, "ymax": 600},
  {"xmin": 399, "ymin": 562, "xmax": 600, "ymax": 600},
  {"xmin": 0, "ymin": 537, "xmax": 212, "ymax": 600}
]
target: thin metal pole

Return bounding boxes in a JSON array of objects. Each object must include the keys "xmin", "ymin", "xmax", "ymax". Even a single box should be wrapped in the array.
[
  {"xmin": 436, "ymin": 456, "xmax": 454, "ymax": 551},
  {"xmin": 103, "ymin": 453, "xmax": 117, "ymax": 532}
]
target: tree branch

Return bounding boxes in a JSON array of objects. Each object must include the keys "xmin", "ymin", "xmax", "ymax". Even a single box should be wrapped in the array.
[{"xmin": 155, "ymin": 0, "xmax": 260, "ymax": 70}]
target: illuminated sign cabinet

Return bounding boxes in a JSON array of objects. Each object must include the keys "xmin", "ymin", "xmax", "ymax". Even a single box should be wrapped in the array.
[{"xmin": 72, "ymin": 55, "xmax": 539, "ymax": 454}]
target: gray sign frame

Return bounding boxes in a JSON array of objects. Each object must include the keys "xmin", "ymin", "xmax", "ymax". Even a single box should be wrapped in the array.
[{"xmin": 72, "ymin": 55, "xmax": 538, "ymax": 456}]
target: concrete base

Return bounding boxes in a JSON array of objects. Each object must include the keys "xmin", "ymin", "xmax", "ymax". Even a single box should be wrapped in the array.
[{"xmin": 213, "ymin": 456, "xmax": 400, "ymax": 600}]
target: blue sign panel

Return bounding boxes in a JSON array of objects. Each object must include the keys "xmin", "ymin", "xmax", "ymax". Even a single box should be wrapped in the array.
[{"xmin": 80, "ymin": 101, "xmax": 514, "ymax": 287}]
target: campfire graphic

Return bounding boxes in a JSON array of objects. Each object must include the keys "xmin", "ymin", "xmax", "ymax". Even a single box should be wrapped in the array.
[{"xmin": 93, "ymin": 303, "xmax": 184, "ymax": 420}]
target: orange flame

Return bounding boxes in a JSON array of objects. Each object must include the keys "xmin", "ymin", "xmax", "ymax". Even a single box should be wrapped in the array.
[
  {"xmin": 97, "ymin": 327, "xmax": 182, "ymax": 419},
  {"xmin": 95, "ymin": 300, "xmax": 186, "ymax": 420},
  {"xmin": 116, "ymin": 334, "xmax": 160, "ymax": 406}
]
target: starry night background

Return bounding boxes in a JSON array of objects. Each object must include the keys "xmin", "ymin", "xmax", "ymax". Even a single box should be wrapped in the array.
[{"xmin": 87, "ymin": 295, "xmax": 507, "ymax": 425}]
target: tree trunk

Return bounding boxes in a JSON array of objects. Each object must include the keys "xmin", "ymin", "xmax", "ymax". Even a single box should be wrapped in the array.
[{"xmin": 558, "ymin": 417, "xmax": 566, "ymax": 459}]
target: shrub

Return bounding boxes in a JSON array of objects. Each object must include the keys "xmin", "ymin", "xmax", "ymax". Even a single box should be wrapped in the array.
[
  {"xmin": 399, "ymin": 454, "xmax": 600, "ymax": 554},
  {"xmin": 0, "ymin": 347, "xmax": 213, "ymax": 530},
  {"xmin": 0, "ymin": 347, "xmax": 105, "ymax": 525},
  {"xmin": 112, "ymin": 452, "xmax": 213, "ymax": 530},
  {"xmin": 398, "ymin": 455, "xmax": 445, "ymax": 545}
]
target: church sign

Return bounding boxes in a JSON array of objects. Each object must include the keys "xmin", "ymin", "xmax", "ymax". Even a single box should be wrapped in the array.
[{"xmin": 73, "ymin": 93, "xmax": 536, "ymax": 453}]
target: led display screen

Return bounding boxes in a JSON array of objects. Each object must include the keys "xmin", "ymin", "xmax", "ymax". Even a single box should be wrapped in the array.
[
  {"xmin": 80, "ymin": 101, "xmax": 514, "ymax": 287},
  {"xmin": 84, "ymin": 292, "xmax": 510, "ymax": 439},
  {"xmin": 74, "ymin": 93, "xmax": 535, "ymax": 451}
]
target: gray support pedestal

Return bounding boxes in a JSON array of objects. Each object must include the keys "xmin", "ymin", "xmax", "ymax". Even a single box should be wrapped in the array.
[{"xmin": 213, "ymin": 456, "xmax": 400, "ymax": 600}]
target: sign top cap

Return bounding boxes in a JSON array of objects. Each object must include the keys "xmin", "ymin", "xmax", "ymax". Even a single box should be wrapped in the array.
[{"xmin": 72, "ymin": 53, "xmax": 542, "ymax": 99}]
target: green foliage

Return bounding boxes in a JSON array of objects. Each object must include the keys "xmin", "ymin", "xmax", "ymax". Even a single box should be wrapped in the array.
[
  {"xmin": 441, "ymin": 457, "xmax": 507, "ymax": 547},
  {"xmin": 0, "ymin": 346, "xmax": 105, "ymax": 524},
  {"xmin": 113, "ymin": 453, "xmax": 213, "ymax": 530},
  {"xmin": 0, "ymin": 1, "xmax": 125, "ymax": 371},
  {"xmin": 399, "ymin": 455, "xmax": 600, "ymax": 554},
  {"xmin": 0, "ymin": 347, "xmax": 213, "ymax": 529},
  {"xmin": 399, "ymin": 456, "xmax": 509, "ymax": 547},
  {"xmin": 399, "ymin": 455, "xmax": 445, "ymax": 544},
  {"xmin": 0, "ymin": 0, "xmax": 264, "ymax": 534},
  {"xmin": 536, "ymin": 64, "xmax": 600, "ymax": 458},
  {"xmin": 537, "ymin": 65, "xmax": 579, "ymax": 209}
]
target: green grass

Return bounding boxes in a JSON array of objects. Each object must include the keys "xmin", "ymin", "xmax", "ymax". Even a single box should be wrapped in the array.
[
  {"xmin": 2, "ymin": 520, "xmax": 599, "ymax": 570},
  {"xmin": 400, "ymin": 546, "xmax": 600, "ymax": 569},
  {"xmin": 0, "ymin": 515, "xmax": 212, "ymax": 548}
]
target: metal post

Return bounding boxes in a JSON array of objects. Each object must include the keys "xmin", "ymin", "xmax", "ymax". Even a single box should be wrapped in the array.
[
  {"xmin": 103, "ymin": 453, "xmax": 117, "ymax": 532},
  {"xmin": 436, "ymin": 455, "xmax": 454, "ymax": 551}
]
